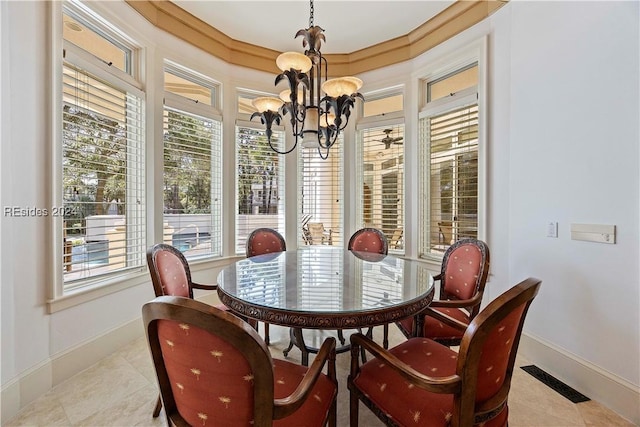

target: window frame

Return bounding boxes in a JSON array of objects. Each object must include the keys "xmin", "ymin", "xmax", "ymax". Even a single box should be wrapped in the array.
[
  {"xmin": 417, "ymin": 40, "xmax": 487, "ymax": 261},
  {"xmin": 234, "ymin": 119, "xmax": 286, "ymax": 254},
  {"xmin": 355, "ymin": 87, "xmax": 406, "ymax": 254},
  {"xmin": 50, "ymin": 0, "xmax": 146, "ymax": 309},
  {"xmin": 162, "ymin": 63, "xmax": 223, "ymax": 260},
  {"xmin": 297, "ymin": 133, "xmax": 344, "ymax": 247}
]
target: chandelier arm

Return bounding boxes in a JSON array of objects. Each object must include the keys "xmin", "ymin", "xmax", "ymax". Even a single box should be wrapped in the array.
[
  {"xmin": 316, "ymin": 144, "xmax": 330, "ymax": 160},
  {"xmin": 250, "ymin": 110, "xmax": 298, "ymax": 155},
  {"xmin": 317, "ymin": 127, "xmax": 338, "ymax": 150},
  {"xmin": 268, "ymin": 137, "xmax": 298, "ymax": 155}
]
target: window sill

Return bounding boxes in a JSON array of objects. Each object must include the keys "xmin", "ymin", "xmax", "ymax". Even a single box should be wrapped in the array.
[
  {"xmin": 48, "ymin": 269, "xmax": 149, "ymax": 313},
  {"xmin": 47, "ymin": 255, "xmax": 243, "ymax": 313}
]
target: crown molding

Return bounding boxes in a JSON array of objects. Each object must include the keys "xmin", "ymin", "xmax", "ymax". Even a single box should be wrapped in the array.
[{"xmin": 125, "ymin": 0, "xmax": 507, "ymax": 75}]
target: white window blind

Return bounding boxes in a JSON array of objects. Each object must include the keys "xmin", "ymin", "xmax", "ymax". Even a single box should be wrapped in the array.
[
  {"xmin": 357, "ymin": 125, "xmax": 404, "ymax": 251},
  {"xmin": 62, "ymin": 62, "xmax": 145, "ymax": 288},
  {"xmin": 235, "ymin": 125, "xmax": 285, "ymax": 253},
  {"xmin": 163, "ymin": 107, "xmax": 222, "ymax": 258},
  {"xmin": 420, "ymin": 102, "xmax": 478, "ymax": 255},
  {"xmin": 298, "ymin": 138, "xmax": 344, "ymax": 247}
]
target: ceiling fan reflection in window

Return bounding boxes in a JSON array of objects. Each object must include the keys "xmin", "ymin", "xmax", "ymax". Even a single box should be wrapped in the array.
[{"xmin": 375, "ymin": 128, "xmax": 403, "ymax": 149}]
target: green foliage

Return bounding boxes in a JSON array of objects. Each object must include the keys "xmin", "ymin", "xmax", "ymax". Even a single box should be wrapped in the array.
[
  {"xmin": 163, "ymin": 110, "xmax": 212, "ymax": 214},
  {"xmin": 236, "ymin": 127, "xmax": 280, "ymax": 214},
  {"xmin": 62, "ymin": 105, "xmax": 126, "ymax": 216}
]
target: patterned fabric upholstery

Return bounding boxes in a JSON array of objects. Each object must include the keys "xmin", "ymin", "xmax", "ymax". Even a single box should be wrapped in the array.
[
  {"xmin": 353, "ymin": 304, "xmax": 528, "ymax": 426},
  {"xmin": 398, "ymin": 239, "xmax": 489, "ymax": 344},
  {"xmin": 156, "ymin": 250, "xmax": 190, "ymax": 297},
  {"xmin": 156, "ymin": 318, "xmax": 336, "ymax": 427},
  {"xmin": 353, "ymin": 337, "xmax": 457, "ymax": 426},
  {"xmin": 246, "ymin": 228, "xmax": 286, "ymax": 257},
  {"xmin": 348, "ymin": 228, "xmax": 388, "ymax": 255},
  {"xmin": 350, "ymin": 278, "xmax": 541, "ymax": 427},
  {"xmin": 148, "ymin": 244, "xmax": 227, "ymax": 310},
  {"xmin": 398, "ymin": 306, "xmax": 471, "ymax": 341},
  {"xmin": 442, "ymin": 243, "xmax": 483, "ymax": 300}
]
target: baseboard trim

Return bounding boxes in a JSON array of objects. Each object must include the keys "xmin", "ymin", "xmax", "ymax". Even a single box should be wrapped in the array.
[{"xmin": 519, "ymin": 332, "xmax": 639, "ymax": 425}]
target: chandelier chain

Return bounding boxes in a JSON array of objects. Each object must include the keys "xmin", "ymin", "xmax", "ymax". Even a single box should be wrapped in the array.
[{"xmin": 250, "ymin": 0, "xmax": 363, "ymax": 159}]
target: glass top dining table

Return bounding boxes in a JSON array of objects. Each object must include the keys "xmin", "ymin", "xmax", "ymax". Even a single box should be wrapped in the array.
[{"xmin": 216, "ymin": 246, "xmax": 435, "ymax": 330}]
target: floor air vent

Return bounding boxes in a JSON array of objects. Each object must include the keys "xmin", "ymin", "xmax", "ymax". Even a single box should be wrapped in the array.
[{"xmin": 520, "ymin": 365, "xmax": 590, "ymax": 403}]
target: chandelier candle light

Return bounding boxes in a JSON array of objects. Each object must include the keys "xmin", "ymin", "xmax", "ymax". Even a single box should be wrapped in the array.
[{"xmin": 251, "ymin": 0, "xmax": 364, "ymax": 159}]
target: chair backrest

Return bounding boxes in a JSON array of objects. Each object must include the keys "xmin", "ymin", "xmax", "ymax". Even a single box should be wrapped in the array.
[
  {"xmin": 453, "ymin": 277, "xmax": 541, "ymax": 426},
  {"xmin": 440, "ymin": 238, "xmax": 490, "ymax": 318},
  {"xmin": 246, "ymin": 228, "xmax": 286, "ymax": 257},
  {"xmin": 147, "ymin": 243, "xmax": 194, "ymax": 298},
  {"xmin": 143, "ymin": 296, "xmax": 278, "ymax": 427},
  {"xmin": 307, "ymin": 223, "xmax": 326, "ymax": 244},
  {"xmin": 348, "ymin": 228, "xmax": 389, "ymax": 255}
]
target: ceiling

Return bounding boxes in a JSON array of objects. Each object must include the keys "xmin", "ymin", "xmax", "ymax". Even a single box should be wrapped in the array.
[{"xmin": 172, "ymin": 1, "xmax": 456, "ymax": 54}]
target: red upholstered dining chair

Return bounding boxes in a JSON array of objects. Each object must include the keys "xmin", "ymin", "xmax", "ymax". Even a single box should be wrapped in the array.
[
  {"xmin": 348, "ymin": 228, "xmax": 391, "ymax": 348},
  {"xmin": 143, "ymin": 296, "xmax": 338, "ymax": 427},
  {"xmin": 246, "ymin": 227, "xmax": 286, "ymax": 257},
  {"xmin": 348, "ymin": 227, "xmax": 389, "ymax": 255},
  {"xmin": 348, "ymin": 277, "xmax": 542, "ymax": 427},
  {"xmin": 146, "ymin": 243, "xmax": 233, "ymax": 418},
  {"xmin": 246, "ymin": 227, "xmax": 287, "ymax": 345},
  {"xmin": 397, "ymin": 238, "xmax": 490, "ymax": 347}
]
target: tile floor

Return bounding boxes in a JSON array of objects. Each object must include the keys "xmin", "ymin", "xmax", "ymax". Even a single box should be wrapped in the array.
[{"xmin": 5, "ymin": 325, "xmax": 635, "ymax": 427}]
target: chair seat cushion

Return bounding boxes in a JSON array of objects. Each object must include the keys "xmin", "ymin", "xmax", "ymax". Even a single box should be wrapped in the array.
[
  {"xmin": 398, "ymin": 307, "xmax": 470, "ymax": 341},
  {"xmin": 352, "ymin": 337, "xmax": 507, "ymax": 426},
  {"xmin": 273, "ymin": 359, "xmax": 337, "ymax": 427},
  {"xmin": 353, "ymin": 337, "xmax": 457, "ymax": 426}
]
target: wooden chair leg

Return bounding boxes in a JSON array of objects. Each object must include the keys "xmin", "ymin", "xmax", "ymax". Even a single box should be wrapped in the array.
[
  {"xmin": 153, "ymin": 394, "xmax": 162, "ymax": 417},
  {"xmin": 329, "ymin": 396, "xmax": 337, "ymax": 427},
  {"xmin": 382, "ymin": 323, "xmax": 389, "ymax": 349},
  {"xmin": 294, "ymin": 328, "xmax": 310, "ymax": 366},
  {"xmin": 349, "ymin": 388, "xmax": 359, "ymax": 427},
  {"xmin": 264, "ymin": 322, "xmax": 270, "ymax": 345}
]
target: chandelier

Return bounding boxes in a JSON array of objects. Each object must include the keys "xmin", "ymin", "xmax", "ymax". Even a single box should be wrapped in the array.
[{"xmin": 251, "ymin": 0, "xmax": 364, "ymax": 159}]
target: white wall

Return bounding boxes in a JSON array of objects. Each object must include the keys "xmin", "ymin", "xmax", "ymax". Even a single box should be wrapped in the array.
[
  {"xmin": 507, "ymin": 1, "xmax": 639, "ymax": 417},
  {"xmin": 510, "ymin": 0, "xmax": 639, "ymax": 372},
  {"xmin": 1, "ymin": 0, "xmax": 638, "ymax": 424}
]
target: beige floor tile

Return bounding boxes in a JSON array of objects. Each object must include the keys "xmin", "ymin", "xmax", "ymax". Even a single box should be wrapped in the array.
[
  {"xmin": 4, "ymin": 391, "xmax": 70, "ymax": 427},
  {"xmin": 54, "ymin": 353, "xmax": 151, "ymax": 425},
  {"xmin": 4, "ymin": 324, "xmax": 633, "ymax": 427},
  {"xmin": 509, "ymin": 369, "xmax": 584, "ymax": 425},
  {"xmin": 117, "ymin": 336, "xmax": 158, "ymax": 385},
  {"xmin": 74, "ymin": 384, "xmax": 164, "ymax": 427},
  {"xmin": 577, "ymin": 400, "xmax": 637, "ymax": 427}
]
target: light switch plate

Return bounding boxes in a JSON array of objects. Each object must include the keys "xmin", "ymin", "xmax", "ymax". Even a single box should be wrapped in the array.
[
  {"xmin": 547, "ymin": 222, "xmax": 558, "ymax": 238},
  {"xmin": 570, "ymin": 223, "xmax": 616, "ymax": 244}
]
